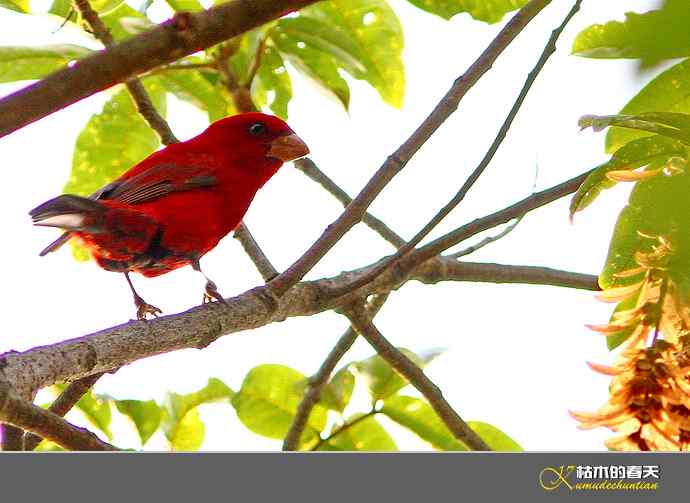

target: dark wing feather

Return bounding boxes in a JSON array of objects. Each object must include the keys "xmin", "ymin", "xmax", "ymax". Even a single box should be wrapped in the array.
[
  {"xmin": 37, "ymin": 165, "xmax": 216, "ymax": 255},
  {"xmin": 103, "ymin": 164, "xmax": 217, "ymax": 205}
]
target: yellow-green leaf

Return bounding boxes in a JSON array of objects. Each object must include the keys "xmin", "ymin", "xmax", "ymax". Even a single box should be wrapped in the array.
[
  {"xmin": 0, "ymin": 0, "xmax": 28, "ymax": 13},
  {"xmin": 231, "ymin": 364, "xmax": 328, "ymax": 445},
  {"xmin": 162, "ymin": 378, "xmax": 233, "ymax": 451},
  {"xmin": 572, "ymin": 2, "xmax": 690, "ymax": 64},
  {"xmin": 299, "ymin": 0, "xmax": 404, "ymax": 108},
  {"xmin": 353, "ymin": 348, "xmax": 443, "ymax": 401},
  {"xmin": 64, "ymin": 80, "xmax": 165, "ymax": 197},
  {"xmin": 318, "ymin": 414, "xmax": 397, "ymax": 451},
  {"xmin": 0, "ymin": 45, "xmax": 92, "ymax": 83},
  {"xmin": 405, "ymin": 0, "xmax": 527, "ymax": 23},
  {"xmin": 115, "ymin": 399, "xmax": 162, "ymax": 445}
]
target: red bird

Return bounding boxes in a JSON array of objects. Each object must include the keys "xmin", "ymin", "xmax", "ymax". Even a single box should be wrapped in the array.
[{"xmin": 30, "ymin": 112, "xmax": 309, "ymax": 319}]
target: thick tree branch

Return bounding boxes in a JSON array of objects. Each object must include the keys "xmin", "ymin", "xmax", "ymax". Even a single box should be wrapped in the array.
[
  {"xmin": 266, "ymin": 0, "xmax": 553, "ymax": 299},
  {"xmin": 0, "ymin": 0, "xmax": 318, "ymax": 137},
  {"xmin": 0, "ymin": 379, "xmax": 118, "ymax": 451},
  {"xmin": 343, "ymin": 302, "xmax": 490, "ymax": 451},
  {"xmin": 0, "ymin": 166, "xmax": 593, "ymax": 397},
  {"xmin": 326, "ymin": 0, "xmax": 580, "ymax": 299},
  {"xmin": 282, "ymin": 293, "xmax": 389, "ymax": 451},
  {"xmin": 23, "ymin": 372, "xmax": 106, "ymax": 451},
  {"xmin": 1, "ymin": 425, "xmax": 23, "ymax": 451}
]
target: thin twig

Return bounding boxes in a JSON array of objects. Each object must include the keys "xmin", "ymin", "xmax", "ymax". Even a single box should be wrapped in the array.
[
  {"xmin": 283, "ymin": 293, "xmax": 390, "ymax": 451},
  {"xmin": 324, "ymin": 0, "xmax": 581, "ymax": 299},
  {"xmin": 311, "ymin": 409, "xmax": 378, "ymax": 451},
  {"xmin": 266, "ymin": 0, "xmax": 552, "ymax": 300},
  {"xmin": 0, "ymin": 379, "xmax": 118, "ymax": 451},
  {"xmin": 24, "ymin": 372, "xmax": 106, "ymax": 451},
  {"xmin": 295, "ymin": 158, "xmax": 406, "ymax": 249},
  {"xmin": 448, "ymin": 217, "xmax": 522, "ymax": 259},
  {"xmin": 408, "ymin": 169, "xmax": 593, "ymax": 266},
  {"xmin": 243, "ymin": 34, "xmax": 270, "ymax": 88},
  {"xmin": 233, "ymin": 223, "xmax": 278, "ymax": 281},
  {"xmin": 344, "ymin": 302, "xmax": 491, "ymax": 451}
]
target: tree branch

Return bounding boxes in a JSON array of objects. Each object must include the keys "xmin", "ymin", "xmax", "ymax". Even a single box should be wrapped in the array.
[
  {"xmin": 311, "ymin": 408, "xmax": 378, "ymax": 451},
  {"xmin": 326, "ymin": 0, "xmax": 580, "ymax": 299},
  {"xmin": 0, "ymin": 379, "xmax": 118, "ymax": 451},
  {"xmin": 343, "ymin": 302, "xmax": 490, "ymax": 451},
  {"xmin": 0, "ymin": 0, "xmax": 318, "ymax": 138},
  {"xmin": 0, "ymin": 165, "xmax": 592, "ymax": 398},
  {"xmin": 266, "ymin": 0, "xmax": 553, "ymax": 299},
  {"xmin": 1, "ymin": 425, "xmax": 23, "ymax": 451},
  {"xmin": 294, "ymin": 158, "xmax": 406, "ymax": 249},
  {"xmin": 23, "ymin": 372, "xmax": 106, "ymax": 451},
  {"xmin": 408, "ymin": 169, "xmax": 593, "ymax": 266},
  {"xmin": 282, "ymin": 293, "xmax": 389, "ymax": 451},
  {"xmin": 233, "ymin": 223, "xmax": 278, "ymax": 281}
]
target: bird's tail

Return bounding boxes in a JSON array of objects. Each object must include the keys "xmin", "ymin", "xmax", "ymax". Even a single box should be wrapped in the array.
[{"xmin": 30, "ymin": 195, "xmax": 106, "ymax": 255}]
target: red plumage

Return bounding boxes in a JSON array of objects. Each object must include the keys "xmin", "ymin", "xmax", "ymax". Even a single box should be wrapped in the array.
[{"xmin": 30, "ymin": 112, "xmax": 309, "ymax": 318}]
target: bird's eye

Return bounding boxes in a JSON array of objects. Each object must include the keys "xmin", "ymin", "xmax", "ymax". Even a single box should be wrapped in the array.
[{"xmin": 249, "ymin": 122, "xmax": 266, "ymax": 136}]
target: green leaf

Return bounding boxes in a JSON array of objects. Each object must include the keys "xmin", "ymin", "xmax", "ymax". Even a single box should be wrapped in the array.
[
  {"xmin": 100, "ymin": 3, "xmax": 151, "ymax": 41},
  {"xmin": 162, "ymin": 378, "xmax": 233, "ymax": 451},
  {"xmin": 115, "ymin": 399, "xmax": 162, "ymax": 445},
  {"xmin": 55, "ymin": 383, "xmax": 113, "ymax": 439},
  {"xmin": 0, "ymin": 45, "xmax": 92, "ymax": 84},
  {"xmin": 253, "ymin": 45, "xmax": 292, "ymax": 119},
  {"xmin": 318, "ymin": 414, "xmax": 397, "ymax": 451},
  {"xmin": 601, "ymin": 164, "xmax": 690, "ymax": 297},
  {"xmin": 605, "ymin": 59, "xmax": 690, "ymax": 153},
  {"xmin": 467, "ymin": 421, "xmax": 522, "ymax": 451},
  {"xmin": 0, "ymin": 0, "xmax": 28, "ymax": 13},
  {"xmin": 271, "ymin": 29, "xmax": 350, "ymax": 109},
  {"xmin": 48, "ymin": 0, "xmax": 71, "ymax": 17},
  {"xmin": 298, "ymin": 0, "xmax": 405, "ymax": 108},
  {"xmin": 231, "ymin": 364, "xmax": 328, "ymax": 445},
  {"xmin": 405, "ymin": 0, "xmax": 527, "ymax": 23},
  {"xmin": 381, "ymin": 395, "xmax": 467, "ymax": 450},
  {"xmin": 570, "ymin": 135, "xmax": 686, "ymax": 218},
  {"xmin": 164, "ymin": 0, "xmax": 203, "ymax": 12},
  {"xmin": 64, "ymin": 79, "xmax": 165, "ymax": 197},
  {"xmin": 582, "ymin": 113, "xmax": 690, "ymax": 147},
  {"xmin": 169, "ymin": 408, "xmax": 204, "ymax": 451},
  {"xmin": 572, "ymin": 1, "xmax": 690, "ymax": 64},
  {"xmin": 353, "ymin": 348, "xmax": 444, "ymax": 401},
  {"xmin": 319, "ymin": 366, "xmax": 355, "ymax": 413},
  {"xmin": 160, "ymin": 70, "xmax": 229, "ymax": 122}
]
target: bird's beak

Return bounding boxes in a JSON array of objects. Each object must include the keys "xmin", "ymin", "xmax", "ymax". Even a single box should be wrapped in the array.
[{"xmin": 268, "ymin": 133, "xmax": 309, "ymax": 162}]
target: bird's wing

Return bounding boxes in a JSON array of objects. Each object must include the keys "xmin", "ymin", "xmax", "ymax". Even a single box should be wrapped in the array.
[
  {"xmin": 37, "ymin": 165, "xmax": 217, "ymax": 255},
  {"xmin": 100, "ymin": 164, "xmax": 218, "ymax": 205}
]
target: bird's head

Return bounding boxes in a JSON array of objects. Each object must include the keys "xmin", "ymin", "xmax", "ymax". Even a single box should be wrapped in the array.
[{"xmin": 203, "ymin": 112, "xmax": 309, "ymax": 167}]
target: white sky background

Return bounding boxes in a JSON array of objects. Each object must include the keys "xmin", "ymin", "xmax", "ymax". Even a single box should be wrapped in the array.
[{"xmin": 0, "ymin": 0, "xmax": 664, "ymax": 450}]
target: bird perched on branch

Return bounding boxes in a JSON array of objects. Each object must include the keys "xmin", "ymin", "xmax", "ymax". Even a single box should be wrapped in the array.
[{"xmin": 30, "ymin": 112, "xmax": 309, "ymax": 319}]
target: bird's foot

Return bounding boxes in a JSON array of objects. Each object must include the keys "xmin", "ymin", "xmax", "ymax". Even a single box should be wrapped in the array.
[
  {"xmin": 203, "ymin": 280, "xmax": 227, "ymax": 305},
  {"xmin": 133, "ymin": 295, "xmax": 162, "ymax": 320}
]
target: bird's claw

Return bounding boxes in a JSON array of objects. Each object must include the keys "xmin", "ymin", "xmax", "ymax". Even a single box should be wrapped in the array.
[
  {"xmin": 133, "ymin": 295, "xmax": 162, "ymax": 320},
  {"xmin": 203, "ymin": 280, "xmax": 227, "ymax": 305}
]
